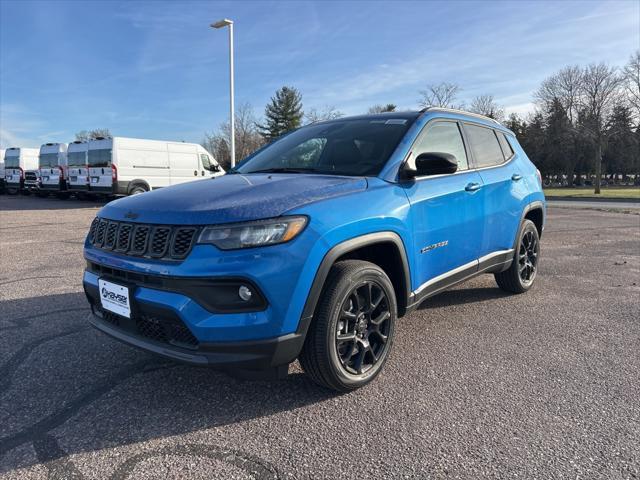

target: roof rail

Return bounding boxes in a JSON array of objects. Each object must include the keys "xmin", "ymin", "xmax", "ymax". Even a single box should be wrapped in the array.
[{"xmin": 420, "ymin": 107, "xmax": 502, "ymax": 125}]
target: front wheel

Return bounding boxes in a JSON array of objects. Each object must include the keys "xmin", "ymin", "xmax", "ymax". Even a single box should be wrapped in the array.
[
  {"xmin": 494, "ymin": 219, "xmax": 540, "ymax": 293},
  {"xmin": 299, "ymin": 260, "xmax": 397, "ymax": 392},
  {"xmin": 129, "ymin": 185, "xmax": 148, "ymax": 195}
]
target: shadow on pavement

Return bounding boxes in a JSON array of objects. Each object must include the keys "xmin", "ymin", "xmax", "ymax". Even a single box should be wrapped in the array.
[
  {"xmin": 0, "ymin": 292, "xmax": 334, "ymax": 473},
  {"xmin": 417, "ymin": 286, "xmax": 510, "ymax": 310}
]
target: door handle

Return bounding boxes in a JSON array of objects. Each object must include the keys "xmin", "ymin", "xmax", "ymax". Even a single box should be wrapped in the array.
[
  {"xmin": 465, "ymin": 182, "xmax": 482, "ymax": 192},
  {"xmin": 201, "ymin": 171, "xmax": 205, "ymax": 176},
  {"xmin": 193, "ymin": 170, "xmax": 198, "ymax": 176},
  {"xmin": 511, "ymin": 173, "xmax": 522, "ymax": 181}
]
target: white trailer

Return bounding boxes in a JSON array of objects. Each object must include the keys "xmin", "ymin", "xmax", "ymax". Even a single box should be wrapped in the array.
[
  {"xmin": 67, "ymin": 140, "xmax": 90, "ymax": 194},
  {"xmin": 4, "ymin": 147, "xmax": 40, "ymax": 194},
  {"xmin": 38, "ymin": 142, "xmax": 68, "ymax": 195},
  {"xmin": 88, "ymin": 136, "xmax": 223, "ymax": 196}
]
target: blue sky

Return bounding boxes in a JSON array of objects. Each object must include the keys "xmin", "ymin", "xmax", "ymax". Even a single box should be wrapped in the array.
[{"xmin": 1, "ymin": 0, "xmax": 638, "ymax": 149}]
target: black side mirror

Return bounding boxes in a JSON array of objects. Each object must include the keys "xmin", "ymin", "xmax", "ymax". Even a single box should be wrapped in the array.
[{"xmin": 404, "ymin": 152, "xmax": 458, "ymax": 178}]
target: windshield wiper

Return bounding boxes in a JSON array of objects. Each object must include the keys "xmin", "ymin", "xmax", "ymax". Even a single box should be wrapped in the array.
[{"xmin": 244, "ymin": 167, "xmax": 319, "ymax": 174}]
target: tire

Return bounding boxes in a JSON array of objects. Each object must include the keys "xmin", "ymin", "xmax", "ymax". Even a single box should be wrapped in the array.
[
  {"xmin": 299, "ymin": 260, "xmax": 397, "ymax": 392},
  {"xmin": 129, "ymin": 184, "xmax": 148, "ymax": 195},
  {"xmin": 494, "ymin": 219, "xmax": 540, "ymax": 293}
]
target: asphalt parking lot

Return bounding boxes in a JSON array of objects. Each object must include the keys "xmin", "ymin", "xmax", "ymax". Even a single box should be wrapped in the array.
[{"xmin": 0, "ymin": 195, "xmax": 639, "ymax": 479}]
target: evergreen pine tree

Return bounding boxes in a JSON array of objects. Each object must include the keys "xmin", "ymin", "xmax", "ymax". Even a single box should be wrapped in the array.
[{"xmin": 258, "ymin": 86, "xmax": 303, "ymax": 140}]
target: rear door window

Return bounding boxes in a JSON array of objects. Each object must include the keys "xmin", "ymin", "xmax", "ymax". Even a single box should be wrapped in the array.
[{"xmin": 464, "ymin": 124, "xmax": 505, "ymax": 168}]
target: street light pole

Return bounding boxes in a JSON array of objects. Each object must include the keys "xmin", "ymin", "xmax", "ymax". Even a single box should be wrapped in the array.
[{"xmin": 211, "ymin": 18, "xmax": 235, "ymax": 168}]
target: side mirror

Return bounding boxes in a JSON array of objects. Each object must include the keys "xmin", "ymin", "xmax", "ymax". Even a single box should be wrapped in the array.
[
  {"xmin": 210, "ymin": 163, "xmax": 221, "ymax": 172},
  {"xmin": 405, "ymin": 152, "xmax": 458, "ymax": 178}
]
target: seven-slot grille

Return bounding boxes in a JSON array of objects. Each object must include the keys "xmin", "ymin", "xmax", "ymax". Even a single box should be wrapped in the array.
[{"xmin": 88, "ymin": 217, "xmax": 198, "ymax": 260}]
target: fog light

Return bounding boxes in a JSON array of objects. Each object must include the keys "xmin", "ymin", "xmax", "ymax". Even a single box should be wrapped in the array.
[{"xmin": 238, "ymin": 285, "xmax": 253, "ymax": 301}]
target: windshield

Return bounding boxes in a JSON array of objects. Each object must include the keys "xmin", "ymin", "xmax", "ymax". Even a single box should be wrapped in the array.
[
  {"xmin": 68, "ymin": 151, "xmax": 87, "ymax": 167},
  {"xmin": 5, "ymin": 157, "xmax": 19, "ymax": 168},
  {"xmin": 88, "ymin": 148, "xmax": 112, "ymax": 167},
  {"xmin": 39, "ymin": 153, "xmax": 59, "ymax": 168},
  {"xmin": 235, "ymin": 118, "xmax": 413, "ymax": 176}
]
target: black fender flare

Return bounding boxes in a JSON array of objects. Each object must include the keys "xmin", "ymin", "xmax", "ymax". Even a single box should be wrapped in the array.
[
  {"xmin": 513, "ymin": 200, "xmax": 545, "ymax": 250},
  {"xmin": 296, "ymin": 231, "xmax": 412, "ymax": 337}
]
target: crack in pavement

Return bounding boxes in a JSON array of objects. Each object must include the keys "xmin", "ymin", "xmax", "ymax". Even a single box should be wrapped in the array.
[
  {"xmin": 0, "ymin": 362, "xmax": 173, "ymax": 458},
  {"xmin": 0, "ymin": 276, "xmax": 64, "ymax": 287},
  {"xmin": 0, "ymin": 307, "xmax": 88, "ymax": 331},
  {"xmin": 108, "ymin": 443, "xmax": 280, "ymax": 480},
  {"xmin": 33, "ymin": 434, "xmax": 85, "ymax": 480},
  {"xmin": 0, "ymin": 328, "xmax": 90, "ymax": 395}
]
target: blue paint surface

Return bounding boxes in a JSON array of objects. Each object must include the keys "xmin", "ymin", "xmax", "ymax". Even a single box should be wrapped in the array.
[{"xmin": 84, "ymin": 111, "xmax": 545, "ymax": 344}]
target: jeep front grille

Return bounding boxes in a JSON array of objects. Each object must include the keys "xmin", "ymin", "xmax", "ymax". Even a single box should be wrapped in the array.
[{"xmin": 88, "ymin": 217, "xmax": 199, "ymax": 260}]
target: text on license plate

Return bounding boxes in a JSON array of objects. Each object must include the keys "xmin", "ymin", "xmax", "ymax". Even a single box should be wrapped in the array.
[{"xmin": 98, "ymin": 278, "xmax": 131, "ymax": 318}]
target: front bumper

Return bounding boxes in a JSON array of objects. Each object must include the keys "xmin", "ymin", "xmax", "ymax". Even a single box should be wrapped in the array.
[{"xmin": 83, "ymin": 264, "xmax": 306, "ymax": 369}]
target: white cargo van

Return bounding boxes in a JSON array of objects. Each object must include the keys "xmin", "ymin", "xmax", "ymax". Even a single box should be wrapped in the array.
[
  {"xmin": 0, "ymin": 149, "xmax": 5, "ymax": 193},
  {"xmin": 38, "ymin": 142, "xmax": 69, "ymax": 196},
  {"xmin": 4, "ymin": 147, "xmax": 40, "ymax": 194},
  {"xmin": 67, "ymin": 140, "xmax": 90, "ymax": 195},
  {"xmin": 88, "ymin": 137, "xmax": 223, "ymax": 196}
]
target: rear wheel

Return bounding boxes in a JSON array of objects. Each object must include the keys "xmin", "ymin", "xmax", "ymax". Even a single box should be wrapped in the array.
[
  {"xmin": 494, "ymin": 219, "xmax": 540, "ymax": 293},
  {"xmin": 299, "ymin": 260, "xmax": 396, "ymax": 392}
]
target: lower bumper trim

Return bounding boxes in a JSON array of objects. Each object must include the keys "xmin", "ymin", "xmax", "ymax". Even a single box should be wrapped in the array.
[{"xmin": 88, "ymin": 310, "xmax": 305, "ymax": 370}]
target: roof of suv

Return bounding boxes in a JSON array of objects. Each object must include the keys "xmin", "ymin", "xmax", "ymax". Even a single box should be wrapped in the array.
[{"xmin": 311, "ymin": 108, "xmax": 505, "ymax": 131}]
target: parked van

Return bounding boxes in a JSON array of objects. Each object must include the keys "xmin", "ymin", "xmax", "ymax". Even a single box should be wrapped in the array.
[
  {"xmin": 67, "ymin": 140, "xmax": 90, "ymax": 196},
  {"xmin": 24, "ymin": 170, "xmax": 41, "ymax": 195},
  {"xmin": 39, "ymin": 142, "xmax": 68, "ymax": 197},
  {"xmin": 4, "ymin": 147, "xmax": 40, "ymax": 194},
  {"xmin": 0, "ymin": 149, "xmax": 5, "ymax": 193},
  {"xmin": 88, "ymin": 137, "xmax": 223, "ymax": 196}
]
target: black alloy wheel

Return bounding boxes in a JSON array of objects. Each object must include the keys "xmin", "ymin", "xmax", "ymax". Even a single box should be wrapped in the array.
[{"xmin": 335, "ymin": 281, "xmax": 391, "ymax": 375}]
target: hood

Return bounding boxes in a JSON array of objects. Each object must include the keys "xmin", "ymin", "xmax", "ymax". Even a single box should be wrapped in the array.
[{"xmin": 99, "ymin": 173, "xmax": 368, "ymax": 225}]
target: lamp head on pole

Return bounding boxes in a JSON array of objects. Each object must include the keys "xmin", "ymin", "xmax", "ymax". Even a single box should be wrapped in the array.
[{"xmin": 211, "ymin": 19, "xmax": 233, "ymax": 29}]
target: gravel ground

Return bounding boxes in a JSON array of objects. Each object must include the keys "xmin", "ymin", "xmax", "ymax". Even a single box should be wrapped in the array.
[{"xmin": 0, "ymin": 194, "xmax": 639, "ymax": 479}]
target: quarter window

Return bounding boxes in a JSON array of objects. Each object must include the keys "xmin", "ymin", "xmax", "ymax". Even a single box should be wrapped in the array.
[
  {"xmin": 464, "ymin": 124, "xmax": 505, "ymax": 168},
  {"xmin": 497, "ymin": 132, "xmax": 514, "ymax": 159},
  {"xmin": 409, "ymin": 121, "xmax": 469, "ymax": 172}
]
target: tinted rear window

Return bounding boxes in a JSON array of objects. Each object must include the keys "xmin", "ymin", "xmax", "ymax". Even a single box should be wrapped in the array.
[
  {"xmin": 39, "ymin": 153, "xmax": 59, "ymax": 168},
  {"xmin": 68, "ymin": 152, "xmax": 87, "ymax": 166},
  {"xmin": 464, "ymin": 124, "xmax": 505, "ymax": 168},
  {"xmin": 88, "ymin": 149, "xmax": 112, "ymax": 167}
]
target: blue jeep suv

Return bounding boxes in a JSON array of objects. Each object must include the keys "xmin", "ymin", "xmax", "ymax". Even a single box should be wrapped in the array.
[{"xmin": 83, "ymin": 108, "xmax": 545, "ymax": 392}]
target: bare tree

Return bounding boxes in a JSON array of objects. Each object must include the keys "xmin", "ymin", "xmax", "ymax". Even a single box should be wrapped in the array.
[
  {"xmin": 367, "ymin": 104, "xmax": 397, "ymax": 114},
  {"xmin": 305, "ymin": 105, "xmax": 343, "ymax": 124},
  {"xmin": 202, "ymin": 103, "xmax": 264, "ymax": 170},
  {"xmin": 418, "ymin": 82, "xmax": 462, "ymax": 108},
  {"xmin": 579, "ymin": 63, "xmax": 623, "ymax": 193},
  {"xmin": 469, "ymin": 94, "xmax": 504, "ymax": 121},
  {"xmin": 534, "ymin": 65, "xmax": 584, "ymax": 124},
  {"xmin": 623, "ymin": 51, "xmax": 640, "ymax": 123},
  {"xmin": 75, "ymin": 128, "xmax": 111, "ymax": 141}
]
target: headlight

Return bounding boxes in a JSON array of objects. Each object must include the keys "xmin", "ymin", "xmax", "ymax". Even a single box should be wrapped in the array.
[{"xmin": 197, "ymin": 216, "xmax": 308, "ymax": 250}]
